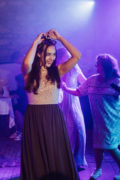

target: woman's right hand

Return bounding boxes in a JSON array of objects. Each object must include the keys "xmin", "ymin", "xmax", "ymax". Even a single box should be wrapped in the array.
[{"xmin": 34, "ymin": 33, "xmax": 46, "ymax": 46}]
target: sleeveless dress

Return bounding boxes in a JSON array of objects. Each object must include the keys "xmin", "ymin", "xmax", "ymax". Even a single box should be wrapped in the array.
[
  {"xmin": 20, "ymin": 68, "xmax": 79, "ymax": 180},
  {"xmin": 59, "ymin": 66, "xmax": 87, "ymax": 167}
]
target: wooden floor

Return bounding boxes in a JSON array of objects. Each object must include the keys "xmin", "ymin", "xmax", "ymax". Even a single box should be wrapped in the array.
[{"xmin": 0, "ymin": 130, "xmax": 119, "ymax": 180}]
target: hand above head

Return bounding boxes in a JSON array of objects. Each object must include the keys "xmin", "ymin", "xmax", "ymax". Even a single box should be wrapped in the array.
[
  {"xmin": 34, "ymin": 32, "xmax": 47, "ymax": 46},
  {"xmin": 46, "ymin": 29, "xmax": 61, "ymax": 40}
]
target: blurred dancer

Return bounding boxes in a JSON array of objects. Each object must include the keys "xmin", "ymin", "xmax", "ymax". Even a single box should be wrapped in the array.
[
  {"xmin": 62, "ymin": 53, "xmax": 120, "ymax": 180},
  {"xmin": 57, "ymin": 48, "xmax": 87, "ymax": 170}
]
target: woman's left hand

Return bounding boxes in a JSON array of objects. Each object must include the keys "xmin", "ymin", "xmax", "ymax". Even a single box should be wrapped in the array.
[
  {"xmin": 61, "ymin": 82, "xmax": 67, "ymax": 91},
  {"xmin": 46, "ymin": 29, "xmax": 61, "ymax": 40}
]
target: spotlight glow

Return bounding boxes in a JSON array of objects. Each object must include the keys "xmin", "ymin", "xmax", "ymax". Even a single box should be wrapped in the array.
[{"xmin": 69, "ymin": 0, "xmax": 95, "ymax": 22}]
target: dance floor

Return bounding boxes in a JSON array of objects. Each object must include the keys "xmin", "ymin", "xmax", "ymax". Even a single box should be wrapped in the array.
[{"xmin": 0, "ymin": 130, "xmax": 119, "ymax": 180}]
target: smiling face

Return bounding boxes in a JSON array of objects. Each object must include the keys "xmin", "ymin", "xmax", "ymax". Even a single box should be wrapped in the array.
[{"xmin": 44, "ymin": 45, "xmax": 56, "ymax": 68}]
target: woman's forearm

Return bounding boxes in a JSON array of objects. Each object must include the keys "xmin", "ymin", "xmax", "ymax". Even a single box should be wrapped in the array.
[
  {"xmin": 21, "ymin": 41, "xmax": 38, "ymax": 75},
  {"xmin": 58, "ymin": 36, "xmax": 81, "ymax": 61},
  {"xmin": 63, "ymin": 86, "xmax": 80, "ymax": 96},
  {"xmin": 58, "ymin": 36, "xmax": 81, "ymax": 76},
  {"xmin": 21, "ymin": 33, "xmax": 46, "ymax": 75}
]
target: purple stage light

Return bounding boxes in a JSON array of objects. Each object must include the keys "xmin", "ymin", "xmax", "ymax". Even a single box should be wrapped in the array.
[{"xmin": 72, "ymin": 1, "xmax": 95, "ymax": 19}]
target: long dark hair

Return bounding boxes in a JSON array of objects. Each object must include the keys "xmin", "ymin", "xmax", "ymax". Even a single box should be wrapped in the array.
[
  {"xmin": 96, "ymin": 54, "xmax": 120, "ymax": 80},
  {"xmin": 25, "ymin": 39, "xmax": 61, "ymax": 94}
]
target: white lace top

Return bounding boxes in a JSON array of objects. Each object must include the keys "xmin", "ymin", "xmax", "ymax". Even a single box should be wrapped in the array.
[{"xmin": 26, "ymin": 68, "xmax": 59, "ymax": 105}]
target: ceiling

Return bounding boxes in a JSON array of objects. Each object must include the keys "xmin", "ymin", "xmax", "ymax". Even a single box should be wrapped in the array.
[{"xmin": 0, "ymin": 0, "xmax": 120, "ymax": 66}]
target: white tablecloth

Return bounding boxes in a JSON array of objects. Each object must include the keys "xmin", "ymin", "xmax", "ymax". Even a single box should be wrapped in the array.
[{"xmin": 0, "ymin": 97, "xmax": 15, "ymax": 128}]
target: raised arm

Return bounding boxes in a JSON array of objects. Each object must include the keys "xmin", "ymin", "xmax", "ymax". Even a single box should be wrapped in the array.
[
  {"xmin": 47, "ymin": 29, "xmax": 81, "ymax": 77},
  {"xmin": 21, "ymin": 33, "xmax": 46, "ymax": 76}
]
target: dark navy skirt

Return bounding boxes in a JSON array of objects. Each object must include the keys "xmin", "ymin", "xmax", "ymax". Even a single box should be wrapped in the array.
[{"xmin": 20, "ymin": 104, "xmax": 79, "ymax": 180}]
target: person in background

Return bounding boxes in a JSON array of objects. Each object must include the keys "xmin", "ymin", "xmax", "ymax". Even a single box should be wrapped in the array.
[
  {"xmin": 10, "ymin": 74, "xmax": 28, "ymax": 141},
  {"xmin": 62, "ymin": 54, "xmax": 120, "ymax": 180},
  {"xmin": 57, "ymin": 48, "xmax": 87, "ymax": 171},
  {"xmin": 0, "ymin": 79, "xmax": 15, "ymax": 137},
  {"xmin": 20, "ymin": 29, "xmax": 81, "ymax": 179}
]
